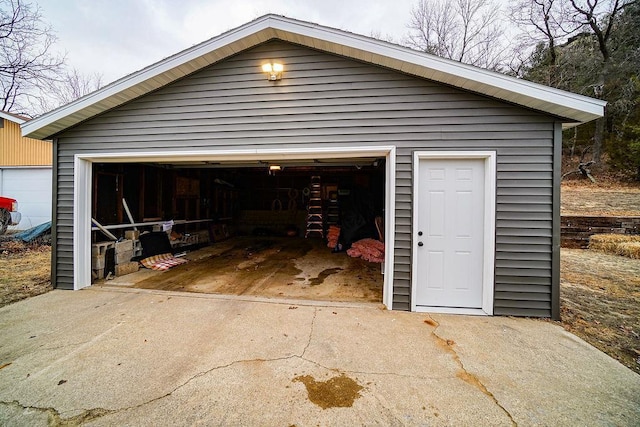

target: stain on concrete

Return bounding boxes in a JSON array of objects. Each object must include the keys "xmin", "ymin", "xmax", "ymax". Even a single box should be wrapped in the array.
[
  {"xmin": 0, "ymin": 401, "xmax": 114, "ymax": 427},
  {"xmin": 309, "ymin": 268, "xmax": 343, "ymax": 286},
  {"xmin": 50, "ymin": 407, "xmax": 114, "ymax": 426},
  {"xmin": 293, "ymin": 373, "xmax": 363, "ymax": 409},
  {"xmin": 131, "ymin": 237, "xmax": 383, "ymax": 303},
  {"xmin": 424, "ymin": 318, "xmax": 437, "ymax": 327}
]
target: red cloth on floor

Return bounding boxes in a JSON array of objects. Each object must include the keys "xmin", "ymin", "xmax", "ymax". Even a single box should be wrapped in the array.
[{"xmin": 140, "ymin": 253, "xmax": 188, "ymax": 271}]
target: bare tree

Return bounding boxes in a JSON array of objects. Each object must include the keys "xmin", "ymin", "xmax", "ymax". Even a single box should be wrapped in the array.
[
  {"xmin": 405, "ymin": 0, "xmax": 507, "ymax": 70},
  {"xmin": 0, "ymin": 0, "xmax": 66, "ymax": 115},
  {"xmin": 370, "ymin": 30, "xmax": 396, "ymax": 44},
  {"xmin": 509, "ymin": 0, "xmax": 575, "ymax": 84},
  {"xmin": 34, "ymin": 68, "xmax": 102, "ymax": 114},
  {"xmin": 566, "ymin": 0, "xmax": 637, "ymax": 162}
]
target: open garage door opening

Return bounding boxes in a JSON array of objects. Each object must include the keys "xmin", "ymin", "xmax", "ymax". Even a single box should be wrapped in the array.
[{"xmin": 84, "ymin": 152, "xmax": 392, "ymax": 306}]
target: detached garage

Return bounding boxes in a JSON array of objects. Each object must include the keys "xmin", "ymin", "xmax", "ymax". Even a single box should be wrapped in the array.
[{"xmin": 22, "ymin": 15, "xmax": 604, "ymax": 319}]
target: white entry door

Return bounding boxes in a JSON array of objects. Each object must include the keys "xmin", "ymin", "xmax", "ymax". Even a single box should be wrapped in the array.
[{"xmin": 414, "ymin": 157, "xmax": 487, "ymax": 310}]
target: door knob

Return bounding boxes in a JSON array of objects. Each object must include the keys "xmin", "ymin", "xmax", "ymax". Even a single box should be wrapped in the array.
[{"xmin": 418, "ymin": 242, "xmax": 424, "ymax": 247}]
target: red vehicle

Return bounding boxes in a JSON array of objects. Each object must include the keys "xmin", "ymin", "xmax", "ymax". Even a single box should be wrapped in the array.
[{"xmin": 0, "ymin": 196, "xmax": 21, "ymax": 234}]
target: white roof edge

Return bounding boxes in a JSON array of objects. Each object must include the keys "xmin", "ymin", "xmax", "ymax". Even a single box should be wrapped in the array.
[
  {"xmin": 22, "ymin": 14, "xmax": 605, "ymax": 139},
  {"xmin": 0, "ymin": 110, "xmax": 26, "ymax": 124},
  {"xmin": 22, "ymin": 15, "xmax": 277, "ymax": 139},
  {"xmin": 269, "ymin": 15, "xmax": 605, "ymax": 119}
]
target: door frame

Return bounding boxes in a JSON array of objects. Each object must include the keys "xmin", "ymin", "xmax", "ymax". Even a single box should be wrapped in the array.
[
  {"xmin": 74, "ymin": 145, "xmax": 396, "ymax": 309},
  {"xmin": 411, "ymin": 151, "xmax": 496, "ymax": 315}
]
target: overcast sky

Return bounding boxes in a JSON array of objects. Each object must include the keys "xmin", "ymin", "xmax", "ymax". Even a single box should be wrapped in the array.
[{"xmin": 36, "ymin": 0, "xmax": 425, "ymax": 85}]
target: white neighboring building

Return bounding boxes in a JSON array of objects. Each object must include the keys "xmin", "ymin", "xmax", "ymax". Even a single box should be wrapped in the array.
[{"xmin": 0, "ymin": 110, "xmax": 52, "ymax": 230}]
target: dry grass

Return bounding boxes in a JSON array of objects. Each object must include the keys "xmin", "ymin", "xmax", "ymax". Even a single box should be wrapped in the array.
[
  {"xmin": 0, "ymin": 240, "xmax": 52, "ymax": 308},
  {"xmin": 618, "ymin": 242, "xmax": 640, "ymax": 259},
  {"xmin": 561, "ymin": 248, "xmax": 640, "ymax": 374},
  {"xmin": 561, "ymin": 182, "xmax": 640, "ymax": 216},
  {"xmin": 590, "ymin": 234, "xmax": 640, "ymax": 259}
]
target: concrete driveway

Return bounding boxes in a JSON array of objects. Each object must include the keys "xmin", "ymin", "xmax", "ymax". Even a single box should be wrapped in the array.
[{"xmin": 0, "ymin": 288, "xmax": 638, "ymax": 426}]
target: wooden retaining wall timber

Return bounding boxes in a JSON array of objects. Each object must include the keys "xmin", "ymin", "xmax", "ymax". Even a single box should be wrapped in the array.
[{"xmin": 561, "ymin": 215, "xmax": 640, "ymax": 248}]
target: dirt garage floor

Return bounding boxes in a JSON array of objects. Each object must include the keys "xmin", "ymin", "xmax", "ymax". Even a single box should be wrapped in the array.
[{"xmin": 101, "ymin": 237, "xmax": 384, "ymax": 304}]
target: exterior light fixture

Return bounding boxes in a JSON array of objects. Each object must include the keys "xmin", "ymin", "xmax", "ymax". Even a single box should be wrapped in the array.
[
  {"xmin": 262, "ymin": 62, "xmax": 283, "ymax": 81},
  {"xmin": 268, "ymin": 164, "xmax": 282, "ymax": 176}
]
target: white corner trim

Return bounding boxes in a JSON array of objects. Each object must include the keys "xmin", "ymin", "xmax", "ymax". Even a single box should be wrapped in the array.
[
  {"xmin": 74, "ymin": 155, "xmax": 93, "ymax": 290},
  {"xmin": 383, "ymin": 146, "xmax": 397, "ymax": 310},
  {"xmin": 411, "ymin": 151, "xmax": 496, "ymax": 315},
  {"xmin": 72, "ymin": 145, "xmax": 397, "ymax": 310}
]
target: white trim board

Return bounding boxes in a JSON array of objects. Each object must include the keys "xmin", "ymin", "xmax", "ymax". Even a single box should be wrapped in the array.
[
  {"xmin": 0, "ymin": 110, "xmax": 26, "ymax": 124},
  {"xmin": 74, "ymin": 145, "xmax": 397, "ymax": 310},
  {"xmin": 410, "ymin": 151, "xmax": 496, "ymax": 315}
]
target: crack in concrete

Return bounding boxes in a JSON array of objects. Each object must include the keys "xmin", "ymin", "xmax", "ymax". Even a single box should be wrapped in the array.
[
  {"xmin": 3, "ymin": 310, "xmax": 491, "ymax": 425},
  {"xmin": 301, "ymin": 307, "xmax": 317, "ymax": 358},
  {"xmin": 29, "ymin": 323, "xmax": 124, "ymax": 380},
  {"xmin": 0, "ymin": 323, "xmax": 127, "ymax": 383},
  {"xmin": 1, "ymin": 309, "xmax": 324, "ymax": 424},
  {"xmin": 0, "ymin": 400, "xmax": 114, "ymax": 426},
  {"xmin": 298, "ymin": 355, "xmax": 451, "ymax": 381},
  {"xmin": 79, "ymin": 310, "xmax": 320, "ymax": 418},
  {"xmin": 136, "ymin": 308, "xmax": 320, "ymax": 408},
  {"xmin": 426, "ymin": 315, "xmax": 517, "ymax": 426}
]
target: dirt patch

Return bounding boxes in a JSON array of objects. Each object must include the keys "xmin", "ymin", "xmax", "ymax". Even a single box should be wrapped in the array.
[
  {"xmin": 560, "ymin": 248, "xmax": 640, "ymax": 374},
  {"xmin": 561, "ymin": 182, "xmax": 640, "ymax": 216},
  {"xmin": 293, "ymin": 373, "xmax": 363, "ymax": 409},
  {"xmin": 0, "ymin": 240, "xmax": 52, "ymax": 308}
]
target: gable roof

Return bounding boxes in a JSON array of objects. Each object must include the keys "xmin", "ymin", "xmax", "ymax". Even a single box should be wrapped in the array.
[{"xmin": 22, "ymin": 14, "xmax": 605, "ymax": 140}]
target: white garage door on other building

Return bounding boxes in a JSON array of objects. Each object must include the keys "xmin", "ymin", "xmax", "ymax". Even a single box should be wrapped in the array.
[{"xmin": 0, "ymin": 167, "xmax": 52, "ymax": 229}]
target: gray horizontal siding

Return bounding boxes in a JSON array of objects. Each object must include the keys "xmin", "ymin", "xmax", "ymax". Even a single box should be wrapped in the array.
[{"xmin": 54, "ymin": 40, "xmax": 557, "ymax": 315}]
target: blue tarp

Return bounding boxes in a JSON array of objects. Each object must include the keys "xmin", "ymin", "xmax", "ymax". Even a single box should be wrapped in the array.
[{"xmin": 13, "ymin": 222, "xmax": 52, "ymax": 243}]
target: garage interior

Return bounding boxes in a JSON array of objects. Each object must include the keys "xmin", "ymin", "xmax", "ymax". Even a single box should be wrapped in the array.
[{"xmin": 90, "ymin": 156, "xmax": 387, "ymax": 304}]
